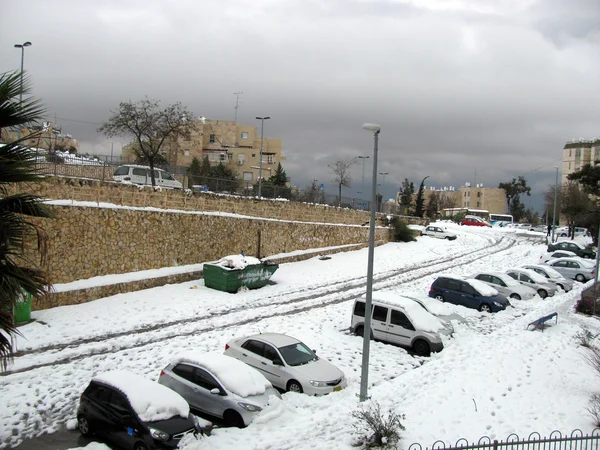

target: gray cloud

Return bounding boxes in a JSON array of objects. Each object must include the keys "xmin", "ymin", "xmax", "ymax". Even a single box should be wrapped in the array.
[{"xmin": 2, "ymin": 0, "xmax": 599, "ymax": 211}]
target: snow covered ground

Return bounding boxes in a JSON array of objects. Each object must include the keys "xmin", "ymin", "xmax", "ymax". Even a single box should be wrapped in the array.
[{"xmin": 2, "ymin": 223, "xmax": 599, "ymax": 450}]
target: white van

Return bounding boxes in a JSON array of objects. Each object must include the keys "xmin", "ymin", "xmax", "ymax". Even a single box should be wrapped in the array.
[
  {"xmin": 350, "ymin": 291, "xmax": 453, "ymax": 356},
  {"xmin": 113, "ymin": 165, "xmax": 183, "ymax": 189}
]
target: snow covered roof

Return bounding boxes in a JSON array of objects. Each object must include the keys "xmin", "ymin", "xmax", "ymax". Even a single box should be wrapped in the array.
[
  {"xmin": 367, "ymin": 291, "xmax": 445, "ymax": 332},
  {"xmin": 170, "ymin": 351, "xmax": 272, "ymax": 398},
  {"xmin": 93, "ymin": 370, "xmax": 189, "ymax": 422},
  {"xmin": 464, "ymin": 278, "xmax": 498, "ymax": 297}
]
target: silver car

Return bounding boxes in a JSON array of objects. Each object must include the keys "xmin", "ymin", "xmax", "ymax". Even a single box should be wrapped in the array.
[
  {"xmin": 520, "ymin": 264, "xmax": 574, "ymax": 292},
  {"xmin": 158, "ymin": 351, "xmax": 281, "ymax": 428},
  {"xmin": 544, "ymin": 258, "xmax": 596, "ymax": 282},
  {"xmin": 224, "ymin": 333, "xmax": 347, "ymax": 396},
  {"xmin": 421, "ymin": 225, "xmax": 457, "ymax": 240},
  {"xmin": 471, "ymin": 271, "xmax": 537, "ymax": 300},
  {"xmin": 505, "ymin": 268, "xmax": 557, "ymax": 298}
]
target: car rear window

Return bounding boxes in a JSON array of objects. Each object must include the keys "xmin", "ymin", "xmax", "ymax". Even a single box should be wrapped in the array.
[
  {"xmin": 435, "ymin": 278, "xmax": 449, "ymax": 289},
  {"xmin": 114, "ymin": 166, "xmax": 130, "ymax": 176},
  {"xmin": 354, "ymin": 301, "xmax": 366, "ymax": 317}
]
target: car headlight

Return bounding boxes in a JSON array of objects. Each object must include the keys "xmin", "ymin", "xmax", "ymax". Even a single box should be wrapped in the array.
[
  {"xmin": 309, "ymin": 380, "xmax": 327, "ymax": 387},
  {"xmin": 238, "ymin": 402, "xmax": 262, "ymax": 412},
  {"xmin": 149, "ymin": 427, "xmax": 169, "ymax": 441},
  {"xmin": 493, "ymin": 301, "xmax": 503, "ymax": 307}
]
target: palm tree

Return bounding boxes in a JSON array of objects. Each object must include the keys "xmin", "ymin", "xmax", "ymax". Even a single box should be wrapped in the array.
[{"xmin": 0, "ymin": 70, "xmax": 52, "ymax": 369}]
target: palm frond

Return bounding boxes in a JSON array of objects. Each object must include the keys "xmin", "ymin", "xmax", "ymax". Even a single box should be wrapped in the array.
[
  {"xmin": 0, "ymin": 141, "xmax": 47, "ymax": 186},
  {"xmin": 0, "ymin": 71, "xmax": 45, "ymax": 129}
]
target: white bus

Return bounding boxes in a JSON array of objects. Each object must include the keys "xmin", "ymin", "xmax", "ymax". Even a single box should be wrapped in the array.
[{"xmin": 489, "ymin": 213, "xmax": 513, "ymax": 225}]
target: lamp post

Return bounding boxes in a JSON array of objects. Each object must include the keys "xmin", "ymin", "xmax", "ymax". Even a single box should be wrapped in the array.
[
  {"xmin": 359, "ymin": 122, "xmax": 380, "ymax": 402},
  {"xmin": 14, "ymin": 41, "xmax": 32, "ymax": 106},
  {"xmin": 551, "ymin": 167, "xmax": 558, "ymax": 243},
  {"xmin": 255, "ymin": 116, "xmax": 270, "ymax": 198},
  {"xmin": 358, "ymin": 156, "xmax": 370, "ymax": 196}
]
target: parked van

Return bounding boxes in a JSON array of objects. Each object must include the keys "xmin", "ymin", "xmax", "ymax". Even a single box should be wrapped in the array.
[
  {"xmin": 113, "ymin": 165, "xmax": 183, "ymax": 189},
  {"xmin": 350, "ymin": 291, "xmax": 452, "ymax": 356}
]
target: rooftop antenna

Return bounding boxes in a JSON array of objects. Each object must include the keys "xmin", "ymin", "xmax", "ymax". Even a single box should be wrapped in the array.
[{"xmin": 233, "ymin": 91, "xmax": 244, "ymax": 123}]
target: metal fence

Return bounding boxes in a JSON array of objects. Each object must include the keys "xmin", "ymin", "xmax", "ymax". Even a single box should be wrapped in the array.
[
  {"xmin": 30, "ymin": 149, "xmax": 376, "ymax": 211},
  {"xmin": 407, "ymin": 429, "xmax": 600, "ymax": 450}
]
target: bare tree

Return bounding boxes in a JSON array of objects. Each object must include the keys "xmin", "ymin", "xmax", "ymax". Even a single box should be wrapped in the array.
[
  {"xmin": 329, "ymin": 158, "xmax": 355, "ymax": 206},
  {"xmin": 98, "ymin": 98, "xmax": 193, "ymax": 187}
]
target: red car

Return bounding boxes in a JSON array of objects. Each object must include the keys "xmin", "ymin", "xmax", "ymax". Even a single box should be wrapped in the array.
[{"xmin": 461, "ymin": 216, "xmax": 491, "ymax": 227}]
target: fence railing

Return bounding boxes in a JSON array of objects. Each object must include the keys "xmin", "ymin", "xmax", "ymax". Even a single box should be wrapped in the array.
[
  {"xmin": 30, "ymin": 149, "xmax": 377, "ymax": 211},
  {"xmin": 407, "ymin": 429, "xmax": 600, "ymax": 450}
]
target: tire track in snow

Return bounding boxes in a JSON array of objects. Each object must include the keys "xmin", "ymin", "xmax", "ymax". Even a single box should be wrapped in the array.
[{"xmin": 2, "ymin": 233, "xmax": 525, "ymax": 376}]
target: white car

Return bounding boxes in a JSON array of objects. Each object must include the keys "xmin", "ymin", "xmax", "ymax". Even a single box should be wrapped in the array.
[
  {"xmin": 543, "ymin": 257, "xmax": 596, "ymax": 282},
  {"xmin": 224, "ymin": 333, "xmax": 347, "ymax": 396},
  {"xmin": 505, "ymin": 268, "xmax": 557, "ymax": 298},
  {"xmin": 421, "ymin": 225, "xmax": 457, "ymax": 240},
  {"xmin": 113, "ymin": 164, "xmax": 183, "ymax": 189},
  {"xmin": 471, "ymin": 271, "xmax": 537, "ymax": 300}
]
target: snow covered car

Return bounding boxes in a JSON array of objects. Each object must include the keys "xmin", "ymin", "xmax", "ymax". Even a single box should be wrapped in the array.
[
  {"xmin": 350, "ymin": 292, "xmax": 453, "ymax": 356},
  {"xmin": 460, "ymin": 215, "xmax": 491, "ymax": 227},
  {"xmin": 421, "ymin": 225, "xmax": 457, "ymax": 240},
  {"xmin": 428, "ymin": 276, "xmax": 510, "ymax": 312},
  {"xmin": 471, "ymin": 271, "xmax": 537, "ymax": 300},
  {"xmin": 224, "ymin": 333, "xmax": 346, "ymax": 395},
  {"xmin": 539, "ymin": 250, "xmax": 579, "ymax": 264},
  {"xmin": 77, "ymin": 370, "xmax": 198, "ymax": 450},
  {"xmin": 547, "ymin": 240, "xmax": 596, "ymax": 259},
  {"xmin": 505, "ymin": 268, "xmax": 557, "ymax": 298},
  {"xmin": 158, "ymin": 351, "xmax": 281, "ymax": 427},
  {"xmin": 520, "ymin": 264, "xmax": 574, "ymax": 292},
  {"xmin": 543, "ymin": 258, "xmax": 596, "ymax": 282}
]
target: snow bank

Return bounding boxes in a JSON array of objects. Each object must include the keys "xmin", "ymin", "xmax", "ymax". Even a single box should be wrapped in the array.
[
  {"xmin": 214, "ymin": 254, "xmax": 262, "ymax": 270},
  {"xmin": 170, "ymin": 352, "xmax": 272, "ymax": 397},
  {"xmin": 93, "ymin": 371, "xmax": 189, "ymax": 422},
  {"xmin": 465, "ymin": 278, "xmax": 498, "ymax": 296}
]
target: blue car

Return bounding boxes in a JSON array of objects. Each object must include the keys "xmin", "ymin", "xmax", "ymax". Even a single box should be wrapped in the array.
[{"xmin": 428, "ymin": 276, "xmax": 510, "ymax": 313}]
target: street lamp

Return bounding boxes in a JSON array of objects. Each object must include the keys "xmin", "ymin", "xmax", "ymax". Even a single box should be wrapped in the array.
[
  {"xmin": 551, "ymin": 167, "xmax": 558, "ymax": 243},
  {"xmin": 14, "ymin": 41, "xmax": 32, "ymax": 105},
  {"xmin": 358, "ymin": 156, "xmax": 370, "ymax": 197},
  {"xmin": 255, "ymin": 116, "xmax": 270, "ymax": 198},
  {"xmin": 359, "ymin": 122, "xmax": 380, "ymax": 403}
]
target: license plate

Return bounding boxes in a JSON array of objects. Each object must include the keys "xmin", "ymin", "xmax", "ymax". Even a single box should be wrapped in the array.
[{"xmin": 333, "ymin": 386, "xmax": 342, "ymax": 392}]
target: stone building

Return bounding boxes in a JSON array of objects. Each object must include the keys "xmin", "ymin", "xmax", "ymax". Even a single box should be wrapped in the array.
[
  {"xmin": 402, "ymin": 184, "xmax": 507, "ymax": 215},
  {"xmin": 122, "ymin": 118, "xmax": 285, "ymax": 185},
  {"xmin": 561, "ymin": 138, "xmax": 600, "ymax": 184},
  {"xmin": 1, "ymin": 121, "xmax": 80, "ymax": 152}
]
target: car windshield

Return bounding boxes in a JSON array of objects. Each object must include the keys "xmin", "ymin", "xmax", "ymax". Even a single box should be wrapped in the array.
[
  {"xmin": 497, "ymin": 274, "xmax": 520, "ymax": 287},
  {"xmin": 278, "ymin": 342, "xmax": 318, "ymax": 366},
  {"xmin": 537, "ymin": 266, "xmax": 562, "ymax": 278}
]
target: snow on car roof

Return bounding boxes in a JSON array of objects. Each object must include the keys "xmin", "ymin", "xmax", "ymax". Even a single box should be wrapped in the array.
[
  {"xmin": 242, "ymin": 332, "xmax": 300, "ymax": 347},
  {"xmin": 464, "ymin": 278, "xmax": 498, "ymax": 297},
  {"xmin": 514, "ymin": 268, "xmax": 548, "ymax": 284},
  {"xmin": 93, "ymin": 370, "xmax": 189, "ymax": 422},
  {"xmin": 486, "ymin": 272, "xmax": 520, "ymax": 286},
  {"xmin": 366, "ymin": 292, "xmax": 445, "ymax": 332},
  {"xmin": 551, "ymin": 257, "xmax": 595, "ymax": 267},
  {"xmin": 211, "ymin": 254, "xmax": 262, "ymax": 270},
  {"xmin": 522, "ymin": 264, "xmax": 563, "ymax": 279},
  {"xmin": 555, "ymin": 240, "xmax": 585, "ymax": 249},
  {"xmin": 170, "ymin": 351, "xmax": 272, "ymax": 398}
]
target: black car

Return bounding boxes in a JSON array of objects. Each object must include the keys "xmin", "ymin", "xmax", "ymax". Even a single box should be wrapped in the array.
[
  {"xmin": 428, "ymin": 276, "xmax": 510, "ymax": 313},
  {"xmin": 547, "ymin": 241, "xmax": 596, "ymax": 259},
  {"xmin": 77, "ymin": 371, "xmax": 199, "ymax": 450}
]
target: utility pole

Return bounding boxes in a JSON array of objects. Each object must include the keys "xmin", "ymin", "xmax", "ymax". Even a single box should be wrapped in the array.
[
  {"xmin": 233, "ymin": 92, "xmax": 243, "ymax": 123},
  {"xmin": 358, "ymin": 156, "xmax": 369, "ymax": 196}
]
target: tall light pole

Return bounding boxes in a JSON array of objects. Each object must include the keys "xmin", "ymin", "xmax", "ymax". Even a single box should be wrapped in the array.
[
  {"xmin": 255, "ymin": 116, "xmax": 270, "ymax": 198},
  {"xmin": 378, "ymin": 172, "xmax": 389, "ymax": 213},
  {"xmin": 359, "ymin": 122, "xmax": 380, "ymax": 402},
  {"xmin": 14, "ymin": 41, "xmax": 32, "ymax": 106},
  {"xmin": 552, "ymin": 166, "xmax": 559, "ymax": 243},
  {"xmin": 358, "ymin": 156, "xmax": 370, "ymax": 195}
]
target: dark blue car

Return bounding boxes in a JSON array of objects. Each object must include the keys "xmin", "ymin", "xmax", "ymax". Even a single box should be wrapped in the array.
[{"xmin": 428, "ymin": 276, "xmax": 510, "ymax": 313}]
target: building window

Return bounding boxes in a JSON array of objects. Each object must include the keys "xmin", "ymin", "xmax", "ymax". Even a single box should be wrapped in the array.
[
  {"xmin": 576, "ymin": 149, "xmax": 581, "ymax": 157},
  {"xmin": 477, "ymin": 192, "xmax": 481, "ymax": 197},
  {"xmin": 569, "ymin": 162, "xmax": 571, "ymax": 170},
  {"xmin": 241, "ymin": 132, "xmax": 248, "ymax": 139},
  {"xmin": 228, "ymin": 153, "xmax": 233, "ymax": 161},
  {"xmin": 184, "ymin": 150, "xmax": 190, "ymax": 156},
  {"xmin": 210, "ymin": 134, "xmax": 216, "ymax": 143},
  {"xmin": 219, "ymin": 153, "xmax": 226, "ymax": 162},
  {"xmin": 243, "ymin": 172, "xmax": 253, "ymax": 181},
  {"xmin": 252, "ymin": 153, "xmax": 256, "ymax": 158},
  {"xmin": 267, "ymin": 155, "xmax": 274, "ymax": 164},
  {"xmin": 477, "ymin": 202, "xmax": 480, "ymax": 207}
]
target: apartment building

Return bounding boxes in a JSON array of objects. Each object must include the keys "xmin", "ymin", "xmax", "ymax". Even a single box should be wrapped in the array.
[
  {"xmin": 1, "ymin": 121, "xmax": 80, "ymax": 152},
  {"xmin": 562, "ymin": 138, "xmax": 600, "ymax": 184},
  {"xmin": 121, "ymin": 119, "xmax": 285, "ymax": 185},
  {"xmin": 403, "ymin": 184, "xmax": 507, "ymax": 215}
]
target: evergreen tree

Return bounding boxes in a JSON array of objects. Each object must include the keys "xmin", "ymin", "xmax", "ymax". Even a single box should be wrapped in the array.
[
  {"xmin": 268, "ymin": 163, "xmax": 288, "ymax": 186},
  {"xmin": 414, "ymin": 176, "xmax": 429, "ymax": 218},
  {"xmin": 398, "ymin": 179, "xmax": 414, "ymax": 215},
  {"xmin": 187, "ymin": 157, "xmax": 202, "ymax": 188}
]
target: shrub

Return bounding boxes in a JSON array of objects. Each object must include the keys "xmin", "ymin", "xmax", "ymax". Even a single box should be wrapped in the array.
[
  {"xmin": 588, "ymin": 393, "xmax": 600, "ymax": 427},
  {"xmin": 352, "ymin": 401, "xmax": 405, "ymax": 449},
  {"xmin": 576, "ymin": 296, "xmax": 600, "ymax": 316},
  {"xmin": 575, "ymin": 327, "xmax": 595, "ymax": 348},
  {"xmin": 390, "ymin": 217, "xmax": 416, "ymax": 242}
]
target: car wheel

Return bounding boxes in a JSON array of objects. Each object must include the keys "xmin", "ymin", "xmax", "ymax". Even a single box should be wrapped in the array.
[
  {"xmin": 538, "ymin": 289, "xmax": 548, "ymax": 299},
  {"xmin": 509, "ymin": 294, "xmax": 521, "ymax": 300},
  {"xmin": 77, "ymin": 415, "xmax": 93, "ymax": 436},
  {"xmin": 560, "ymin": 233, "xmax": 567, "ymax": 237},
  {"xmin": 434, "ymin": 294, "xmax": 444, "ymax": 302},
  {"xmin": 224, "ymin": 410, "xmax": 245, "ymax": 428},
  {"xmin": 479, "ymin": 303, "xmax": 492, "ymax": 313},
  {"xmin": 413, "ymin": 339, "xmax": 431, "ymax": 356},
  {"xmin": 354, "ymin": 326, "xmax": 364, "ymax": 337},
  {"xmin": 133, "ymin": 444, "xmax": 148, "ymax": 450},
  {"xmin": 287, "ymin": 380, "xmax": 303, "ymax": 394},
  {"xmin": 576, "ymin": 274, "xmax": 586, "ymax": 282}
]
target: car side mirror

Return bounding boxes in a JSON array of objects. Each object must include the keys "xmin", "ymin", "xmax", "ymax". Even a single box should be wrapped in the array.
[
  {"xmin": 312, "ymin": 349, "xmax": 317, "ymax": 354},
  {"xmin": 272, "ymin": 359, "xmax": 283, "ymax": 366},
  {"xmin": 210, "ymin": 388, "xmax": 220, "ymax": 395}
]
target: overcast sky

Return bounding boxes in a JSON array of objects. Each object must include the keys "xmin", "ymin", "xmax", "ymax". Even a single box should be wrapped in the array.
[{"xmin": 2, "ymin": 0, "xmax": 599, "ymax": 212}]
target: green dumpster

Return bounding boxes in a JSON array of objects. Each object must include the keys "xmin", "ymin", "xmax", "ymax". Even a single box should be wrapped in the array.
[
  {"xmin": 14, "ymin": 290, "xmax": 32, "ymax": 324},
  {"xmin": 204, "ymin": 261, "xmax": 279, "ymax": 293}
]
